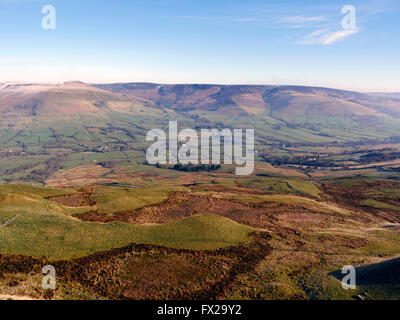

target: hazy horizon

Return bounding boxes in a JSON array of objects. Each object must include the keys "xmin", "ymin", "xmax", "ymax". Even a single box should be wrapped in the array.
[{"xmin": 0, "ymin": 79, "xmax": 398, "ymax": 94}]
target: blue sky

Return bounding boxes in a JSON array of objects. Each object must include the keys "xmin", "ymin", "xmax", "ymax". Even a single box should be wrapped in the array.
[{"xmin": 0, "ymin": 0, "xmax": 399, "ymax": 91}]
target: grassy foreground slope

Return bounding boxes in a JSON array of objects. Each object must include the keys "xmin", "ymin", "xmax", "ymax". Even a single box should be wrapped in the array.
[
  {"xmin": 0, "ymin": 213, "xmax": 253, "ymax": 259},
  {"xmin": 0, "ymin": 185, "xmax": 255, "ymax": 259},
  {"xmin": 1, "ymin": 177, "xmax": 400, "ymax": 300}
]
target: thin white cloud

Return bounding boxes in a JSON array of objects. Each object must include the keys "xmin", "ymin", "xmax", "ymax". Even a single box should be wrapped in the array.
[
  {"xmin": 169, "ymin": 15, "xmax": 219, "ymax": 21},
  {"xmin": 306, "ymin": 28, "xmax": 330, "ymax": 39},
  {"xmin": 235, "ymin": 17, "xmax": 265, "ymax": 22},
  {"xmin": 296, "ymin": 28, "xmax": 360, "ymax": 45},
  {"xmin": 280, "ymin": 15, "xmax": 326, "ymax": 23},
  {"xmin": 321, "ymin": 29, "xmax": 359, "ymax": 45}
]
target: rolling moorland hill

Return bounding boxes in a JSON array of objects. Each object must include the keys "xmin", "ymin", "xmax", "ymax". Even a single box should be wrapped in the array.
[
  {"xmin": 0, "ymin": 81, "xmax": 399, "ymax": 150},
  {"xmin": 0, "ymin": 82, "xmax": 159, "ymax": 124},
  {"xmin": 95, "ymin": 82, "xmax": 400, "ymax": 144},
  {"xmin": 95, "ymin": 82, "xmax": 400, "ymax": 119},
  {"xmin": 0, "ymin": 81, "xmax": 399, "ymax": 136}
]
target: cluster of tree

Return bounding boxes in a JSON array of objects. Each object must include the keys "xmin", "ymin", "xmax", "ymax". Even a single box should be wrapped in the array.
[
  {"xmin": 381, "ymin": 166, "xmax": 400, "ymax": 172},
  {"xmin": 357, "ymin": 151, "xmax": 400, "ymax": 164},
  {"xmin": 4, "ymin": 163, "xmax": 38, "ymax": 176},
  {"xmin": 262, "ymin": 155, "xmax": 338, "ymax": 167},
  {"xmin": 97, "ymin": 161, "xmax": 115, "ymax": 168},
  {"xmin": 154, "ymin": 163, "xmax": 221, "ymax": 172},
  {"xmin": 267, "ymin": 135, "xmax": 400, "ymax": 149},
  {"xmin": 4, "ymin": 156, "xmax": 65, "ymax": 184}
]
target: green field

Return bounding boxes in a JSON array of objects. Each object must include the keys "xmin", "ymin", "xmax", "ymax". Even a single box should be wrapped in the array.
[
  {"xmin": 239, "ymin": 176, "xmax": 321, "ymax": 198},
  {"xmin": 0, "ymin": 185, "xmax": 254, "ymax": 259}
]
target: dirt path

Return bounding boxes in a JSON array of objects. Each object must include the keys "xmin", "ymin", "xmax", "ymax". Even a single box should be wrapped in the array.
[
  {"xmin": 0, "ymin": 294, "xmax": 38, "ymax": 300},
  {"xmin": 0, "ymin": 215, "xmax": 20, "ymax": 228}
]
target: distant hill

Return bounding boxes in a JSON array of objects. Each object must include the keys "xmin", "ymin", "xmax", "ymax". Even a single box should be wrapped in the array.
[
  {"xmin": 0, "ymin": 82, "xmax": 399, "ymax": 145},
  {"xmin": 95, "ymin": 83, "xmax": 400, "ymax": 119},
  {"xmin": 368, "ymin": 92, "xmax": 400, "ymax": 99},
  {"xmin": 96, "ymin": 83, "xmax": 271, "ymax": 115},
  {"xmin": 2, "ymin": 81, "xmax": 399, "ymax": 122},
  {"xmin": 0, "ymin": 82, "xmax": 156, "ymax": 126}
]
